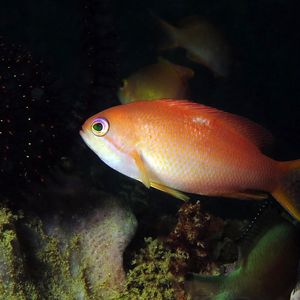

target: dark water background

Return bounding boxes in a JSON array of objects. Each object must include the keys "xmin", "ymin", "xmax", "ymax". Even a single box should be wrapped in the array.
[{"xmin": 0, "ymin": 0, "xmax": 299, "ymax": 222}]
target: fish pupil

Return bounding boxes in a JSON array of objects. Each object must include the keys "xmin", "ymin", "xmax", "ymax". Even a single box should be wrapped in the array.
[{"xmin": 93, "ymin": 123, "xmax": 103, "ymax": 132}]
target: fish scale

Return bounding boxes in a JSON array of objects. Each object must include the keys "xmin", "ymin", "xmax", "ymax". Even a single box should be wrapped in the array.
[{"xmin": 133, "ymin": 103, "xmax": 273, "ymax": 195}]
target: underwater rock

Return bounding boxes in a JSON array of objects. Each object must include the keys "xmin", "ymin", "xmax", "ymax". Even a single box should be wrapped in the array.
[
  {"xmin": 291, "ymin": 261, "xmax": 300, "ymax": 300},
  {"xmin": 0, "ymin": 191, "xmax": 137, "ymax": 299},
  {"xmin": 31, "ymin": 193, "xmax": 137, "ymax": 299},
  {"xmin": 290, "ymin": 289, "xmax": 300, "ymax": 300},
  {"xmin": 291, "ymin": 289, "xmax": 300, "ymax": 300},
  {"xmin": 74, "ymin": 196, "xmax": 138, "ymax": 297}
]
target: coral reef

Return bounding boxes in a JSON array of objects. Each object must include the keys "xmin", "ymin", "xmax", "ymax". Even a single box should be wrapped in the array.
[
  {"xmin": 0, "ymin": 206, "xmax": 38, "ymax": 299},
  {"xmin": 117, "ymin": 237, "xmax": 187, "ymax": 300},
  {"xmin": 165, "ymin": 201, "xmax": 225, "ymax": 277},
  {"xmin": 0, "ymin": 192, "xmax": 137, "ymax": 300},
  {"xmin": 2, "ymin": 191, "xmax": 289, "ymax": 300},
  {"xmin": 74, "ymin": 196, "xmax": 138, "ymax": 298},
  {"xmin": 115, "ymin": 201, "xmax": 247, "ymax": 300}
]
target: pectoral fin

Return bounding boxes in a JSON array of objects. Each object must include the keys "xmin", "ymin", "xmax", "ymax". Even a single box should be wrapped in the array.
[
  {"xmin": 131, "ymin": 150, "xmax": 150, "ymax": 188},
  {"xmin": 131, "ymin": 150, "xmax": 189, "ymax": 201},
  {"xmin": 150, "ymin": 182, "xmax": 189, "ymax": 201}
]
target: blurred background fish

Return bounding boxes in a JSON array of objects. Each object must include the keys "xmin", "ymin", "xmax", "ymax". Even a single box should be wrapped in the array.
[
  {"xmin": 185, "ymin": 217, "xmax": 300, "ymax": 300},
  {"xmin": 118, "ymin": 57, "xmax": 194, "ymax": 104},
  {"xmin": 156, "ymin": 15, "xmax": 231, "ymax": 78}
]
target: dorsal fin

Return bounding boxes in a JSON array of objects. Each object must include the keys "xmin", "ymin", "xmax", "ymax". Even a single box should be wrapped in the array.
[{"xmin": 161, "ymin": 99, "xmax": 273, "ymax": 149}]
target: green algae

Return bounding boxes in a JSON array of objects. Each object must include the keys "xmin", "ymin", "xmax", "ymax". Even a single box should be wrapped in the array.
[
  {"xmin": 0, "ymin": 206, "xmax": 87, "ymax": 300},
  {"xmin": 25, "ymin": 219, "xmax": 89, "ymax": 300},
  {"xmin": 117, "ymin": 237, "xmax": 188, "ymax": 300},
  {"xmin": 0, "ymin": 206, "xmax": 38, "ymax": 300}
]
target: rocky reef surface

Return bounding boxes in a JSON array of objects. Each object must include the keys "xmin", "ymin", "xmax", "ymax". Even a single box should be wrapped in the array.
[{"xmin": 0, "ymin": 188, "xmax": 137, "ymax": 300}]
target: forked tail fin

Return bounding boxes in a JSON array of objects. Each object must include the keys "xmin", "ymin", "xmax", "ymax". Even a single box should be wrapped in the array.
[
  {"xmin": 272, "ymin": 159, "xmax": 300, "ymax": 221},
  {"xmin": 150, "ymin": 11, "xmax": 179, "ymax": 50}
]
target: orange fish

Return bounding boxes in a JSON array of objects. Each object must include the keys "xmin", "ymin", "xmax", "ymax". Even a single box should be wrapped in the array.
[{"xmin": 80, "ymin": 100, "xmax": 300, "ymax": 221}]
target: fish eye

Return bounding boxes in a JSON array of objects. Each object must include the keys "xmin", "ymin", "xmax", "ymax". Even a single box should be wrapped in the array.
[{"xmin": 91, "ymin": 118, "xmax": 109, "ymax": 136}]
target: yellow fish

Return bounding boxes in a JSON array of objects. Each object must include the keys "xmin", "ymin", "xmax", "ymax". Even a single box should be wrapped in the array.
[
  {"xmin": 80, "ymin": 99, "xmax": 300, "ymax": 221},
  {"xmin": 118, "ymin": 58, "xmax": 194, "ymax": 104},
  {"xmin": 157, "ymin": 15, "xmax": 231, "ymax": 77}
]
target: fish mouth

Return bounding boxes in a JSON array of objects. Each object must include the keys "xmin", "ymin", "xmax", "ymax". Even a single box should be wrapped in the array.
[
  {"xmin": 79, "ymin": 129, "xmax": 87, "ymax": 142},
  {"xmin": 79, "ymin": 129, "xmax": 91, "ymax": 149},
  {"xmin": 79, "ymin": 129, "xmax": 85, "ymax": 138}
]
